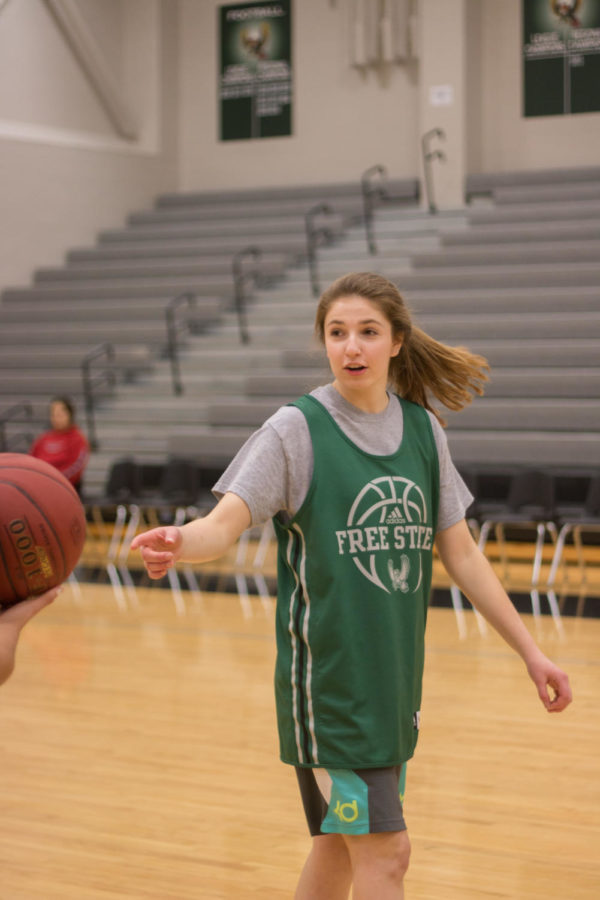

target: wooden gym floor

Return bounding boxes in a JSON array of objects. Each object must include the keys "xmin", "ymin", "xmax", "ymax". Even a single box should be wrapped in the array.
[{"xmin": 2, "ymin": 580, "xmax": 599, "ymax": 899}]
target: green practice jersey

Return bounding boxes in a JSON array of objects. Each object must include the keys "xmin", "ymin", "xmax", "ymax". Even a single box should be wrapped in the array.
[{"xmin": 273, "ymin": 394, "xmax": 440, "ymax": 769}]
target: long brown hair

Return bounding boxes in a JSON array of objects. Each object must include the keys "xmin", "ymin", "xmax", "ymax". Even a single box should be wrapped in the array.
[{"xmin": 315, "ymin": 272, "xmax": 489, "ymax": 426}]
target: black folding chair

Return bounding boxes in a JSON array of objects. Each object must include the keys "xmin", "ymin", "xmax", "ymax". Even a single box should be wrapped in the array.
[
  {"xmin": 547, "ymin": 473, "xmax": 600, "ymax": 616},
  {"xmin": 476, "ymin": 469, "xmax": 561, "ymax": 623}
]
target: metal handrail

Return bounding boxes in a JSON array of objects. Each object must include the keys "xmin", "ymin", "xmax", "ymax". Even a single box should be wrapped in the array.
[
  {"xmin": 166, "ymin": 291, "xmax": 197, "ymax": 395},
  {"xmin": 0, "ymin": 402, "xmax": 33, "ymax": 452},
  {"xmin": 82, "ymin": 342, "xmax": 116, "ymax": 451},
  {"xmin": 361, "ymin": 164, "xmax": 388, "ymax": 254},
  {"xmin": 421, "ymin": 128, "xmax": 446, "ymax": 214},
  {"xmin": 232, "ymin": 246, "xmax": 262, "ymax": 344},
  {"xmin": 305, "ymin": 203, "xmax": 334, "ymax": 297}
]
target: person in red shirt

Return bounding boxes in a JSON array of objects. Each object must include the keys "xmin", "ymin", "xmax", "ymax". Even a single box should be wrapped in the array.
[{"xmin": 30, "ymin": 397, "xmax": 89, "ymax": 495}]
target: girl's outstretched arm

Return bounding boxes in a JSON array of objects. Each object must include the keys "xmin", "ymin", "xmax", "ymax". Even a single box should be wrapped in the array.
[
  {"xmin": 435, "ymin": 519, "xmax": 572, "ymax": 713},
  {"xmin": 130, "ymin": 491, "xmax": 252, "ymax": 580}
]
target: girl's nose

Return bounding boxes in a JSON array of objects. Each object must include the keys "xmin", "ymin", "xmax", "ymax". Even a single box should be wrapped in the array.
[{"xmin": 345, "ymin": 333, "xmax": 360, "ymax": 354}]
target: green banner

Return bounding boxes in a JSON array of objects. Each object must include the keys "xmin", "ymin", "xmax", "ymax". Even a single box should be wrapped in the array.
[
  {"xmin": 523, "ymin": 1, "xmax": 600, "ymax": 116},
  {"xmin": 219, "ymin": 1, "xmax": 292, "ymax": 141}
]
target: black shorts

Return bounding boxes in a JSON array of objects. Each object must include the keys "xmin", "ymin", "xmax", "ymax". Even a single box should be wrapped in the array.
[{"xmin": 295, "ymin": 765, "xmax": 407, "ymax": 836}]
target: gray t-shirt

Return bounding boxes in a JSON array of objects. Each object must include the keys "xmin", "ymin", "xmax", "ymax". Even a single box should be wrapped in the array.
[{"xmin": 214, "ymin": 384, "xmax": 472, "ymax": 531}]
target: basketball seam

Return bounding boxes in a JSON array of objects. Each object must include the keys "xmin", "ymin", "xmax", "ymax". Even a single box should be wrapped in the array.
[{"xmin": 0, "ymin": 461, "xmax": 78, "ymax": 496}]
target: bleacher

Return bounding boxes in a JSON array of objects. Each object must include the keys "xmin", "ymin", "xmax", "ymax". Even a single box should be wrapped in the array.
[
  {"xmin": 1, "ymin": 166, "xmax": 599, "ymax": 494},
  {"xmin": 0, "ymin": 175, "xmax": 418, "ymax": 467}
]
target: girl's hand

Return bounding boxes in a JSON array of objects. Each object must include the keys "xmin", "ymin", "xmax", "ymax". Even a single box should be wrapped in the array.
[
  {"xmin": 0, "ymin": 586, "xmax": 61, "ymax": 685},
  {"xmin": 130, "ymin": 526, "xmax": 182, "ymax": 579},
  {"xmin": 527, "ymin": 652, "xmax": 573, "ymax": 713},
  {"xmin": 1, "ymin": 586, "xmax": 62, "ymax": 623}
]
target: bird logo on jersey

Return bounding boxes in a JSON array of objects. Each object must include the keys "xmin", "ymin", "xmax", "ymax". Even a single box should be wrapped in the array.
[{"xmin": 335, "ymin": 475, "xmax": 433, "ymax": 595}]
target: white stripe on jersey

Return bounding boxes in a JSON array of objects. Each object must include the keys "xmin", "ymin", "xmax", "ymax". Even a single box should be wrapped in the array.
[
  {"xmin": 286, "ymin": 529, "xmax": 304, "ymax": 763},
  {"xmin": 295, "ymin": 522, "xmax": 319, "ymax": 765},
  {"xmin": 286, "ymin": 524, "xmax": 319, "ymax": 765}
]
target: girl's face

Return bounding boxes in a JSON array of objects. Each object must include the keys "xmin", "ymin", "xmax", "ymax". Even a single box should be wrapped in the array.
[
  {"xmin": 50, "ymin": 401, "xmax": 72, "ymax": 431},
  {"xmin": 323, "ymin": 295, "xmax": 402, "ymax": 411}
]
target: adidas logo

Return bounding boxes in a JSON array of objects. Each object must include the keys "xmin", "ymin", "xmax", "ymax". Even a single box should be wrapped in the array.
[{"xmin": 385, "ymin": 507, "xmax": 405, "ymax": 525}]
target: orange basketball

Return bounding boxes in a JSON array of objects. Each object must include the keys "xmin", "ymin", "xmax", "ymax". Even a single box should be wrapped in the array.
[{"xmin": 0, "ymin": 453, "xmax": 86, "ymax": 609}]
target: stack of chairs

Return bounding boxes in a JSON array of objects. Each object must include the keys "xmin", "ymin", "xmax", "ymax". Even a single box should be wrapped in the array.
[
  {"xmin": 83, "ymin": 456, "xmax": 213, "ymax": 610},
  {"xmin": 454, "ymin": 465, "xmax": 600, "ymax": 625},
  {"xmin": 83, "ymin": 455, "xmax": 276, "ymax": 615}
]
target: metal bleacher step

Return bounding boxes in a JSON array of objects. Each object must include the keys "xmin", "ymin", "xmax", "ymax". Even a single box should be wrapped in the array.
[
  {"xmin": 1, "ymin": 277, "xmax": 237, "ymax": 303},
  {"xmin": 177, "ymin": 345, "xmax": 283, "ymax": 370},
  {"xmin": 494, "ymin": 180, "xmax": 600, "ymax": 205},
  {"xmin": 0, "ymin": 297, "xmax": 224, "ymax": 323},
  {"xmin": 318, "ymin": 236, "xmax": 439, "ymax": 260},
  {"xmin": 411, "ymin": 239, "xmax": 600, "ymax": 268},
  {"xmin": 34, "ymin": 254, "xmax": 288, "ymax": 282},
  {"xmin": 441, "ymin": 218, "xmax": 600, "ymax": 246},
  {"xmin": 445, "ymin": 399, "xmax": 600, "ymax": 431},
  {"xmin": 114, "ymin": 369, "xmax": 248, "ymax": 396},
  {"xmin": 403, "ymin": 285, "xmax": 600, "ymax": 314},
  {"xmin": 97, "ymin": 215, "xmax": 347, "ymax": 244},
  {"xmin": 128, "ymin": 196, "xmax": 364, "ymax": 225},
  {"xmin": 446, "ymin": 430, "xmax": 600, "ymax": 467},
  {"xmin": 0, "ymin": 321, "xmax": 173, "ymax": 346},
  {"xmin": 396, "ymin": 261, "xmax": 600, "ymax": 291},
  {"xmin": 67, "ymin": 235, "xmax": 308, "ymax": 262},
  {"xmin": 468, "ymin": 198, "xmax": 600, "ymax": 226},
  {"xmin": 0, "ymin": 344, "xmax": 153, "ymax": 369}
]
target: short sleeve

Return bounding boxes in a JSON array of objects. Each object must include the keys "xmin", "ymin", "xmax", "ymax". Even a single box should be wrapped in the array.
[
  {"xmin": 212, "ymin": 406, "xmax": 314, "ymax": 525},
  {"xmin": 428, "ymin": 413, "xmax": 473, "ymax": 532}
]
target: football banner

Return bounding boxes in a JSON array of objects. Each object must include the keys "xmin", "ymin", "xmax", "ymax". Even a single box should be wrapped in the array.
[
  {"xmin": 523, "ymin": 0, "xmax": 600, "ymax": 116},
  {"xmin": 219, "ymin": 1, "xmax": 292, "ymax": 140}
]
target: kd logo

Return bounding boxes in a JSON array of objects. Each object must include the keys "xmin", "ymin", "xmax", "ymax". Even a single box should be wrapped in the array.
[{"xmin": 333, "ymin": 799, "xmax": 359, "ymax": 823}]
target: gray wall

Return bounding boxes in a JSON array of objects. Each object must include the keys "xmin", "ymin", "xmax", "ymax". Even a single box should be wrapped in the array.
[
  {"xmin": 178, "ymin": 0, "xmax": 419, "ymax": 191},
  {"xmin": 0, "ymin": 0, "xmax": 598, "ymax": 287},
  {"xmin": 475, "ymin": 0, "xmax": 600, "ymax": 172},
  {"xmin": 0, "ymin": 0, "xmax": 178, "ymax": 287}
]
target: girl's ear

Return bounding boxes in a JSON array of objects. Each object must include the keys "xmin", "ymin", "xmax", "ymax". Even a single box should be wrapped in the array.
[{"xmin": 391, "ymin": 336, "xmax": 403, "ymax": 358}]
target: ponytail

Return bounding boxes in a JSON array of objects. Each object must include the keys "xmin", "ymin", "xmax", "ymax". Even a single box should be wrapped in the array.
[
  {"xmin": 316, "ymin": 272, "xmax": 489, "ymax": 427},
  {"xmin": 390, "ymin": 326, "xmax": 488, "ymax": 426}
]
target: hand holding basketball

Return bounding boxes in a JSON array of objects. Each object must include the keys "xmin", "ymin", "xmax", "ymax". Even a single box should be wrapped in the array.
[
  {"xmin": 0, "ymin": 454, "xmax": 86, "ymax": 608},
  {"xmin": 0, "ymin": 585, "xmax": 62, "ymax": 625},
  {"xmin": 0, "ymin": 585, "xmax": 62, "ymax": 685},
  {"xmin": 130, "ymin": 526, "xmax": 182, "ymax": 579}
]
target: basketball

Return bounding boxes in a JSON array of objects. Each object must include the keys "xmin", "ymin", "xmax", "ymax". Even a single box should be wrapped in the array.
[{"xmin": 0, "ymin": 453, "xmax": 86, "ymax": 609}]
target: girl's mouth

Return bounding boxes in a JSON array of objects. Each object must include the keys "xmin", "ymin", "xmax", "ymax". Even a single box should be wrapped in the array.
[{"xmin": 345, "ymin": 365, "xmax": 366, "ymax": 374}]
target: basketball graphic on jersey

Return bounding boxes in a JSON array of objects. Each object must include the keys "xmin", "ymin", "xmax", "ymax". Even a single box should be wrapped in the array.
[{"xmin": 335, "ymin": 475, "xmax": 433, "ymax": 595}]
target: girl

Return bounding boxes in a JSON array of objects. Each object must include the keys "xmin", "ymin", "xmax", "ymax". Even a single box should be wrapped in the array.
[
  {"xmin": 131, "ymin": 272, "xmax": 572, "ymax": 899},
  {"xmin": 31, "ymin": 396, "xmax": 89, "ymax": 495}
]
